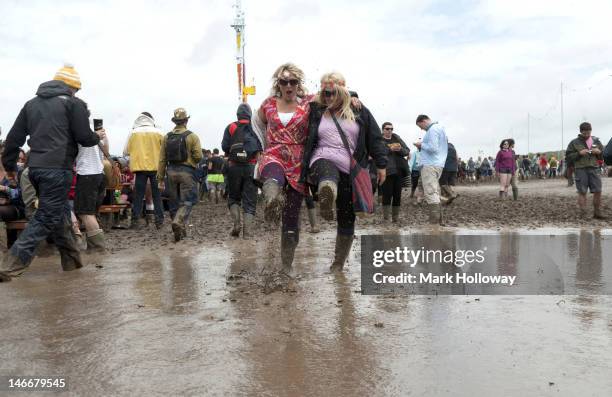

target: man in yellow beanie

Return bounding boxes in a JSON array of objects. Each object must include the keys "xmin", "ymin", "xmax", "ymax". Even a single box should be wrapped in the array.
[
  {"xmin": 53, "ymin": 63, "xmax": 82, "ymax": 90},
  {"xmin": 0, "ymin": 63, "xmax": 105, "ymax": 281}
]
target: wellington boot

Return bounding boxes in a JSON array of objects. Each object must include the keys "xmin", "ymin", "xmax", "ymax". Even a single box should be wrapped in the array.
[
  {"xmin": 263, "ymin": 179, "xmax": 284, "ymax": 224},
  {"xmin": 442, "ymin": 185, "xmax": 458, "ymax": 205},
  {"xmin": 229, "ymin": 205, "xmax": 241, "ymax": 237},
  {"xmin": 130, "ymin": 217, "xmax": 145, "ymax": 230},
  {"xmin": 330, "ymin": 234, "xmax": 354, "ymax": 272},
  {"xmin": 86, "ymin": 229, "xmax": 106, "ymax": 253},
  {"xmin": 391, "ymin": 206, "xmax": 400, "ymax": 223},
  {"xmin": 594, "ymin": 207, "xmax": 608, "ymax": 220},
  {"xmin": 383, "ymin": 205, "xmax": 391, "ymax": 221},
  {"xmin": 172, "ymin": 223, "xmax": 185, "ymax": 242},
  {"xmin": 75, "ymin": 234, "xmax": 88, "ymax": 251},
  {"xmin": 60, "ymin": 250, "xmax": 83, "ymax": 272},
  {"xmin": 318, "ymin": 180, "xmax": 338, "ymax": 221},
  {"xmin": 281, "ymin": 231, "xmax": 299, "ymax": 272},
  {"xmin": 307, "ymin": 208, "xmax": 320, "ymax": 233},
  {"xmin": 428, "ymin": 203, "xmax": 443, "ymax": 225},
  {"xmin": 243, "ymin": 213, "xmax": 255, "ymax": 239},
  {"xmin": 512, "ymin": 187, "xmax": 519, "ymax": 201}
]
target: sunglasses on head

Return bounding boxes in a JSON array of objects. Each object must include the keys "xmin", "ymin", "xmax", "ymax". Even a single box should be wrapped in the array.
[
  {"xmin": 323, "ymin": 89, "xmax": 336, "ymax": 98},
  {"xmin": 278, "ymin": 78, "xmax": 299, "ymax": 87}
]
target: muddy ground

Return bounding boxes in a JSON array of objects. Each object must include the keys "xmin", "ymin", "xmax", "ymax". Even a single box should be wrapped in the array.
[
  {"xmin": 1, "ymin": 177, "xmax": 611, "ymax": 396},
  {"xmin": 101, "ymin": 177, "xmax": 612, "ymax": 253}
]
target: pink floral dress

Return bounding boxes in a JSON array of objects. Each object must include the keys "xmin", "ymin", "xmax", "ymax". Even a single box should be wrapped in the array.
[{"xmin": 258, "ymin": 95, "xmax": 314, "ymax": 195}]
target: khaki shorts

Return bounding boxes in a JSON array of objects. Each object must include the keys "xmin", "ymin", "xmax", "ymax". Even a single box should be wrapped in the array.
[
  {"xmin": 421, "ymin": 166, "xmax": 443, "ymax": 204},
  {"xmin": 575, "ymin": 167, "xmax": 602, "ymax": 194}
]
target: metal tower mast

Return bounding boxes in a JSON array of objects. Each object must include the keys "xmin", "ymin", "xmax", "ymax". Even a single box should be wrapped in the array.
[{"xmin": 231, "ymin": 0, "xmax": 255, "ymax": 103}]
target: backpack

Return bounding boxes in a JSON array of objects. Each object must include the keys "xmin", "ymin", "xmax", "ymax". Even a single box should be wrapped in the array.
[
  {"xmin": 604, "ymin": 137, "xmax": 612, "ymax": 166},
  {"xmin": 165, "ymin": 130, "xmax": 192, "ymax": 163},
  {"xmin": 228, "ymin": 122, "xmax": 249, "ymax": 163}
]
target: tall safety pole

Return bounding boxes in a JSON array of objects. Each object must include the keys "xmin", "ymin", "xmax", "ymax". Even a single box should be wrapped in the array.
[
  {"xmin": 230, "ymin": 0, "xmax": 255, "ymax": 104},
  {"xmin": 231, "ymin": 0, "xmax": 245, "ymax": 103}
]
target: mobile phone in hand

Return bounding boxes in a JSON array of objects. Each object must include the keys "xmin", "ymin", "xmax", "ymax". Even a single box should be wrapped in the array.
[{"xmin": 93, "ymin": 119, "xmax": 103, "ymax": 131}]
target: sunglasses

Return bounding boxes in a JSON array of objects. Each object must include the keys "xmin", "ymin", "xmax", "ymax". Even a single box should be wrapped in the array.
[
  {"xmin": 278, "ymin": 78, "xmax": 299, "ymax": 87},
  {"xmin": 323, "ymin": 89, "xmax": 336, "ymax": 98},
  {"xmin": 384, "ymin": 127, "xmax": 394, "ymax": 131}
]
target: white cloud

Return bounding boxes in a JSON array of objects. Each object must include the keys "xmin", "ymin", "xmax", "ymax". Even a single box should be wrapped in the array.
[{"xmin": 1, "ymin": 0, "xmax": 611, "ymax": 159}]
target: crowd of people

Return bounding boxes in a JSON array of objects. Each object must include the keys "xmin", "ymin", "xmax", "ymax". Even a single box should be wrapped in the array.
[{"xmin": 1, "ymin": 62, "xmax": 611, "ymax": 282}]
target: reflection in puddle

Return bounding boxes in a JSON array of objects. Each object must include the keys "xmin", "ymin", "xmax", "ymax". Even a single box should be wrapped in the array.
[
  {"xmin": 0, "ymin": 229, "xmax": 610, "ymax": 395},
  {"xmin": 360, "ymin": 230, "xmax": 612, "ymax": 295}
]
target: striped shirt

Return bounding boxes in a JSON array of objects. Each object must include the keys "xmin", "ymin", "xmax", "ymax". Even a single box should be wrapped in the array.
[{"xmin": 76, "ymin": 143, "xmax": 104, "ymax": 175}]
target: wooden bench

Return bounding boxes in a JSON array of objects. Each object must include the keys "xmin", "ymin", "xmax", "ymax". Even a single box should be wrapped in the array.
[
  {"xmin": 6, "ymin": 220, "xmax": 28, "ymax": 230},
  {"xmin": 4, "ymin": 220, "xmax": 28, "ymax": 248},
  {"xmin": 98, "ymin": 204, "xmax": 129, "ymax": 214},
  {"xmin": 98, "ymin": 204, "xmax": 131, "ymax": 230}
]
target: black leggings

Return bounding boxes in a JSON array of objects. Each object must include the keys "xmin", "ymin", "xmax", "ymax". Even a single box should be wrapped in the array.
[
  {"xmin": 309, "ymin": 159, "xmax": 355, "ymax": 236},
  {"xmin": 305, "ymin": 185, "xmax": 316, "ymax": 210},
  {"xmin": 382, "ymin": 174, "xmax": 402, "ymax": 206}
]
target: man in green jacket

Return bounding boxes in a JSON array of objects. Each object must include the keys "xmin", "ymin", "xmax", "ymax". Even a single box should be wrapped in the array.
[
  {"xmin": 565, "ymin": 122, "xmax": 607, "ymax": 219},
  {"xmin": 158, "ymin": 108, "xmax": 203, "ymax": 241}
]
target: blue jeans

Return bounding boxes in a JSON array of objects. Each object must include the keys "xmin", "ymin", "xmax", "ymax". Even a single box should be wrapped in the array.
[
  {"xmin": 308, "ymin": 159, "xmax": 355, "ymax": 236},
  {"xmin": 132, "ymin": 171, "xmax": 164, "ymax": 223},
  {"xmin": 9, "ymin": 168, "xmax": 78, "ymax": 266},
  {"xmin": 167, "ymin": 165, "xmax": 197, "ymax": 224}
]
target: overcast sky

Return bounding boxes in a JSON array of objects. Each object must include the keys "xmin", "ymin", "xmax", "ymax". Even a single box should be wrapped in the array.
[{"xmin": 1, "ymin": 0, "xmax": 611, "ymax": 159}]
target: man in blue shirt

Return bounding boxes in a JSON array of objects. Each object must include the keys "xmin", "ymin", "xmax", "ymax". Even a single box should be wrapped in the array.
[{"xmin": 415, "ymin": 114, "xmax": 448, "ymax": 225}]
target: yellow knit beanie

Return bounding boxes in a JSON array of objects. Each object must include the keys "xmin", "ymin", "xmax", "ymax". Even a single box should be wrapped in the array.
[{"xmin": 53, "ymin": 63, "xmax": 81, "ymax": 89}]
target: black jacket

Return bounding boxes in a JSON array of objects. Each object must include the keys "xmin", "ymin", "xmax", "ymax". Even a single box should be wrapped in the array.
[
  {"xmin": 300, "ymin": 102, "xmax": 387, "ymax": 182},
  {"xmin": 382, "ymin": 133, "xmax": 410, "ymax": 176},
  {"xmin": 221, "ymin": 103, "xmax": 263, "ymax": 161},
  {"xmin": 444, "ymin": 142, "xmax": 458, "ymax": 172},
  {"xmin": 2, "ymin": 80, "xmax": 100, "ymax": 172}
]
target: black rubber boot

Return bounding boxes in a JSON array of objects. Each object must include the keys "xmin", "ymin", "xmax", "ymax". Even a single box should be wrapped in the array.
[
  {"xmin": 330, "ymin": 234, "xmax": 354, "ymax": 272},
  {"xmin": 280, "ymin": 230, "xmax": 299, "ymax": 272},
  {"xmin": 392, "ymin": 206, "xmax": 400, "ymax": 223},
  {"xmin": 307, "ymin": 208, "xmax": 320, "ymax": 233}
]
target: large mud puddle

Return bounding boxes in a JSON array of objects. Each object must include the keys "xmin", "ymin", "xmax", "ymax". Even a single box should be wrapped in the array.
[{"xmin": 1, "ymin": 228, "xmax": 611, "ymax": 396}]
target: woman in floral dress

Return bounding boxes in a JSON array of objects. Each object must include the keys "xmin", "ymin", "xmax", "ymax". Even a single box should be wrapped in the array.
[{"xmin": 256, "ymin": 63, "xmax": 315, "ymax": 271}]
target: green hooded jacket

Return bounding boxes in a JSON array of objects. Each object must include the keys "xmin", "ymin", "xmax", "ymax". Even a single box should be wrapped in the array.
[{"xmin": 565, "ymin": 134, "xmax": 604, "ymax": 169}]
